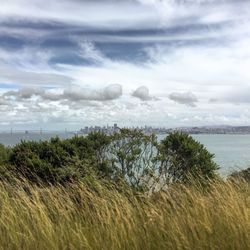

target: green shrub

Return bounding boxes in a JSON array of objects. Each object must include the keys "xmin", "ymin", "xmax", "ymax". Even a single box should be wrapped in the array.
[
  {"xmin": 9, "ymin": 139, "xmax": 88, "ymax": 184},
  {"xmin": 70, "ymin": 132, "xmax": 112, "ymax": 176},
  {"xmin": 157, "ymin": 132, "xmax": 219, "ymax": 185},
  {"xmin": 229, "ymin": 168, "xmax": 250, "ymax": 183},
  {"xmin": 0, "ymin": 130, "xmax": 220, "ymax": 188},
  {"xmin": 0, "ymin": 144, "xmax": 11, "ymax": 164}
]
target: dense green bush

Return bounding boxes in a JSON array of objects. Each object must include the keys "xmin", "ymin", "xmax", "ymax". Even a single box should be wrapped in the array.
[
  {"xmin": 0, "ymin": 144, "xmax": 11, "ymax": 164},
  {"xmin": 0, "ymin": 130, "xmax": 220, "ymax": 188},
  {"xmin": 9, "ymin": 138, "xmax": 87, "ymax": 184},
  {"xmin": 157, "ymin": 132, "xmax": 219, "ymax": 184},
  {"xmin": 0, "ymin": 144, "xmax": 15, "ymax": 182},
  {"xmin": 70, "ymin": 132, "xmax": 112, "ymax": 176}
]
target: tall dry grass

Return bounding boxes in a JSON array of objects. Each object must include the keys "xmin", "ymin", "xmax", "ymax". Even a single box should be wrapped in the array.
[{"xmin": 0, "ymin": 179, "xmax": 249, "ymax": 250}]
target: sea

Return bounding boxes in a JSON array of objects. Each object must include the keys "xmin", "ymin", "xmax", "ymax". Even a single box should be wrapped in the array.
[{"xmin": 0, "ymin": 132, "xmax": 250, "ymax": 175}]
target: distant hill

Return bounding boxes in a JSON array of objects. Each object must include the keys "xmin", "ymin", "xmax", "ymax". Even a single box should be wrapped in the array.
[{"xmin": 171, "ymin": 126, "xmax": 250, "ymax": 134}]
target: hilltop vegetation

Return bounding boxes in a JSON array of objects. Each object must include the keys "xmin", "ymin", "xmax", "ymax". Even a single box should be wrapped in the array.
[
  {"xmin": 0, "ymin": 130, "xmax": 249, "ymax": 250},
  {"xmin": 0, "ymin": 130, "xmax": 218, "ymax": 189}
]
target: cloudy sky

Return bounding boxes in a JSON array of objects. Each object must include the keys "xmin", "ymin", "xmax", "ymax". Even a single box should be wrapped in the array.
[{"xmin": 0, "ymin": 0, "xmax": 250, "ymax": 130}]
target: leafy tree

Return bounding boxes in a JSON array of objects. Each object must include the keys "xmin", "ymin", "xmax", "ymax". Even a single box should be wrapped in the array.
[
  {"xmin": 108, "ymin": 129, "xmax": 158, "ymax": 190},
  {"xmin": 1, "ymin": 130, "xmax": 220, "ymax": 189},
  {"xmin": 157, "ymin": 132, "xmax": 219, "ymax": 185}
]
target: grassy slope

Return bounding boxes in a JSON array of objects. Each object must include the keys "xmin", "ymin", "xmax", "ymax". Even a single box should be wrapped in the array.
[{"xmin": 0, "ymin": 179, "xmax": 249, "ymax": 250}]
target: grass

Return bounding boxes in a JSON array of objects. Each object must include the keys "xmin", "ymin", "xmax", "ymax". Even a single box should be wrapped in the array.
[{"xmin": 0, "ymin": 179, "xmax": 249, "ymax": 250}]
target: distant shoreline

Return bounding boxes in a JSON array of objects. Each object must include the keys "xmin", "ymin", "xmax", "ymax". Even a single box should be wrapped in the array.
[{"xmin": 1, "ymin": 131, "xmax": 250, "ymax": 135}]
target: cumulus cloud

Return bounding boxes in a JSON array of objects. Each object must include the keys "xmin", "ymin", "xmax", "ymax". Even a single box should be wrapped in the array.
[
  {"xmin": 63, "ymin": 84, "xmax": 122, "ymax": 101},
  {"xmin": 209, "ymin": 98, "xmax": 218, "ymax": 103},
  {"xmin": 169, "ymin": 92, "xmax": 198, "ymax": 107},
  {"xmin": 131, "ymin": 86, "xmax": 153, "ymax": 101},
  {"xmin": 0, "ymin": 96, "xmax": 8, "ymax": 106},
  {"xmin": 4, "ymin": 88, "xmax": 45, "ymax": 99},
  {"xmin": 3, "ymin": 84, "xmax": 123, "ymax": 102},
  {"xmin": 0, "ymin": 0, "xmax": 250, "ymax": 128}
]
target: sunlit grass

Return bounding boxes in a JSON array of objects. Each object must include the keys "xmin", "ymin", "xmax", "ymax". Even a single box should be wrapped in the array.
[{"xmin": 0, "ymin": 179, "xmax": 249, "ymax": 250}]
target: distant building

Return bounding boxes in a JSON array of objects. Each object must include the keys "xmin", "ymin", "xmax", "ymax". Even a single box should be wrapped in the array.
[{"xmin": 114, "ymin": 123, "xmax": 119, "ymax": 132}]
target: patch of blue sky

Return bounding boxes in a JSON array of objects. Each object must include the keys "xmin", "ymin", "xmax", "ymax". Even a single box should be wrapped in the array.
[{"xmin": 0, "ymin": 83, "xmax": 19, "ymax": 89}]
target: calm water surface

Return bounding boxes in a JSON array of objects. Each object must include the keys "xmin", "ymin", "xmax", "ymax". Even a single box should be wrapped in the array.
[
  {"xmin": 194, "ymin": 134, "xmax": 250, "ymax": 174},
  {"xmin": 1, "ymin": 133, "xmax": 250, "ymax": 175},
  {"xmin": 158, "ymin": 134, "xmax": 250, "ymax": 175}
]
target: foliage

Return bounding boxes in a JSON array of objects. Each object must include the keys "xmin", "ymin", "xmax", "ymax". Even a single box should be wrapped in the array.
[
  {"xmin": 0, "ymin": 144, "xmax": 16, "ymax": 182},
  {"xmin": 0, "ymin": 144, "xmax": 11, "ymax": 164},
  {"xmin": 0, "ymin": 131, "xmax": 249, "ymax": 249},
  {"xmin": 70, "ymin": 132, "xmax": 112, "ymax": 176},
  {"xmin": 157, "ymin": 132, "xmax": 219, "ymax": 185},
  {"xmin": 9, "ymin": 138, "xmax": 87, "ymax": 184},
  {"xmin": 108, "ymin": 129, "xmax": 158, "ymax": 190},
  {"xmin": 229, "ymin": 167, "xmax": 250, "ymax": 183},
  {"xmin": 0, "ymin": 130, "xmax": 220, "ymax": 188}
]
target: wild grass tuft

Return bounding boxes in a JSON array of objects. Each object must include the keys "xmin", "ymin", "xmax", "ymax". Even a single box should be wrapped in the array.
[{"xmin": 0, "ymin": 179, "xmax": 249, "ymax": 250}]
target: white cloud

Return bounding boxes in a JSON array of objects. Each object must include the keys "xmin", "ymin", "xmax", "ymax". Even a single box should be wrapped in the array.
[
  {"xmin": 3, "ymin": 84, "xmax": 123, "ymax": 102},
  {"xmin": 0, "ymin": 0, "xmax": 249, "ymax": 128},
  {"xmin": 63, "ymin": 84, "xmax": 123, "ymax": 101},
  {"xmin": 169, "ymin": 92, "xmax": 198, "ymax": 107},
  {"xmin": 131, "ymin": 86, "xmax": 153, "ymax": 101},
  {"xmin": 0, "ymin": 0, "xmax": 160, "ymax": 30}
]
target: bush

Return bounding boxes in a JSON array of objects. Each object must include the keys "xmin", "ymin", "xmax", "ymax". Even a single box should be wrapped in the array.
[
  {"xmin": 0, "ymin": 144, "xmax": 11, "ymax": 164},
  {"xmin": 157, "ymin": 132, "xmax": 219, "ymax": 185},
  {"xmin": 9, "ymin": 139, "xmax": 88, "ymax": 184},
  {"xmin": 70, "ymin": 132, "xmax": 112, "ymax": 176},
  {"xmin": 0, "ymin": 130, "xmax": 219, "ymax": 188},
  {"xmin": 7, "ymin": 134, "xmax": 112, "ymax": 184},
  {"xmin": 229, "ymin": 168, "xmax": 250, "ymax": 183}
]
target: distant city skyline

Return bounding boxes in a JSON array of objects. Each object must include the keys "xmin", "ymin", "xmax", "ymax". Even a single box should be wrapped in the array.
[
  {"xmin": 3, "ymin": 123, "xmax": 250, "ymax": 136},
  {"xmin": 0, "ymin": 0, "xmax": 250, "ymax": 129}
]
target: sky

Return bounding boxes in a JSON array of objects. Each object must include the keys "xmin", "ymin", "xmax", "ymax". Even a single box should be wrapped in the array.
[{"xmin": 0, "ymin": 0, "xmax": 250, "ymax": 130}]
